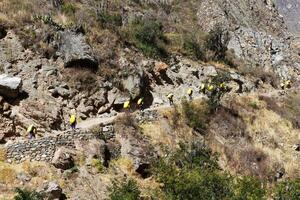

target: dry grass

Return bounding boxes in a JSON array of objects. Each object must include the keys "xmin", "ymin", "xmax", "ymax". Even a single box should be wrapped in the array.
[
  {"xmin": 208, "ymin": 93, "xmax": 300, "ymax": 179},
  {"xmin": 0, "ymin": 149, "xmax": 6, "ymax": 162},
  {"xmin": 0, "ymin": 165, "xmax": 16, "ymax": 185}
]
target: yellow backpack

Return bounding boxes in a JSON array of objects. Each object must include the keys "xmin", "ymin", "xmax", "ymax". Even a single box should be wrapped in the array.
[
  {"xmin": 137, "ymin": 98, "xmax": 143, "ymax": 105},
  {"xmin": 187, "ymin": 89, "xmax": 193, "ymax": 95},
  {"xmin": 123, "ymin": 101, "xmax": 130, "ymax": 109},
  {"xmin": 27, "ymin": 125, "xmax": 34, "ymax": 133},
  {"xmin": 70, "ymin": 115, "xmax": 76, "ymax": 124}
]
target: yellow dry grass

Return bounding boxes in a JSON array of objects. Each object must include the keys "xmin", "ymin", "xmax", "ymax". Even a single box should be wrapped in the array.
[
  {"xmin": 0, "ymin": 149, "xmax": 6, "ymax": 162},
  {"xmin": 110, "ymin": 157, "xmax": 135, "ymax": 175},
  {"xmin": 214, "ymin": 93, "xmax": 300, "ymax": 178}
]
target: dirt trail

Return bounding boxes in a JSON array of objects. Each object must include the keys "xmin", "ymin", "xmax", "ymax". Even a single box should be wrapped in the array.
[{"xmin": 77, "ymin": 86, "xmax": 299, "ymax": 130}]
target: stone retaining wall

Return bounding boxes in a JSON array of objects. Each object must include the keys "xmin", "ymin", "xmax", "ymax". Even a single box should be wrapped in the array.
[{"xmin": 4, "ymin": 126, "xmax": 115, "ymax": 163}]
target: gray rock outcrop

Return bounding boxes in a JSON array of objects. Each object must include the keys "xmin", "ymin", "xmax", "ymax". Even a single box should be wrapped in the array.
[
  {"xmin": 40, "ymin": 182, "xmax": 64, "ymax": 200},
  {"xmin": 57, "ymin": 31, "xmax": 98, "ymax": 68},
  {"xmin": 51, "ymin": 147, "xmax": 75, "ymax": 170},
  {"xmin": 0, "ymin": 74, "xmax": 22, "ymax": 98}
]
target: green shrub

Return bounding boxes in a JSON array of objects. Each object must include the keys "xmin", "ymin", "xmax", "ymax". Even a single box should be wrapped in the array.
[
  {"xmin": 91, "ymin": 158, "xmax": 105, "ymax": 173},
  {"xmin": 181, "ymin": 100, "xmax": 208, "ymax": 133},
  {"xmin": 108, "ymin": 179, "xmax": 141, "ymax": 200},
  {"xmin": 248, "ymin": 101, "xmax": 259, "ymax": 109},
  {"xmin": 205, "ymin": 25, "xmax": 229, "ymax": 61},
  {"xmin": 274, "ymin": 178, "xmax": 300, "ymax": 200},
  {"xmin": 61, "ymin": 3, "xmax": 77, "ymax": 15},
  {"xmin": 233, "ymin": 177, "xmax": 266, "ymax": 200},
  {"xmin": 152, "ymin": 144, "xmax": 233, "ymax": 200},
  {"xmin": 97, "ymin": 12, "xmax": 122, "ymax": 28},
  {"xmin": 207, "ymin": 72, "xmax": 231, "ymax": 112},
  {"xmin": 123, "ymin": 19, "xmax": 168, "ymax": 58},
  {"xmin": 183, "ymin": 34, "xmax": 205, "ymax": 60},
  {"xmin": 14, "ymin": 188, "xmax": 42, "ymax": 200}
]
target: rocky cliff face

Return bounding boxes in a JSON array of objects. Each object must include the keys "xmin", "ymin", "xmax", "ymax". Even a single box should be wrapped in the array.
[{"xmin": 276, "ymin": 0, "xmax": 300, "ymax": 36}]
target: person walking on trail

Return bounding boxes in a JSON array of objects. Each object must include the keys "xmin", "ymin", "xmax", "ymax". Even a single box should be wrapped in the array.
[
  {"xmin": 219, "ymin": 82, "xmax": 227, "ymax": 92},
  {"xmin": 167, "ymin": 93, "xmax": 174, "ymax": 105},
  {"xmin": 69, "ymin": 114, "xmax": 77, "ymax": 130},
  {"xmin": 27, "ymin": 124, "xmax": 37, "ymax": 140},
  {"xmin": 200, "ymin": 83, "xmax": 206, "ymax": 94},
  {"xmin": 187, "ymin": 88, "xmax": 193, "ymax": 100},
  {"xmin": 123, "ymin": 100, "xmax": 130, "ymax": 110},
  {"xmin": 137, "ymin": 98, "xmax": 144, "ymax": 110}
]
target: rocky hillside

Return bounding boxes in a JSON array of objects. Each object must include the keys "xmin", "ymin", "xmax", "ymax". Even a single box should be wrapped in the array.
[
  {"xmin": 276, "ymin": 0, "xmax": 300, "ymax": 36},
  {"xmin": 0, "ymin": 0, "xmax": 299, "ymax": 199}
]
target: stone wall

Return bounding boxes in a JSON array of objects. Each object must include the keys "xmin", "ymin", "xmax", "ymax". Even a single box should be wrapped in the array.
[{"xmin": 4, "ymin": 126, "xmax": 115, "ymax": 163}]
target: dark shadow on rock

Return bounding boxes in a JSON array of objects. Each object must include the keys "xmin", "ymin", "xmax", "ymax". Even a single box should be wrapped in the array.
[
  {"xmin": 160, "ymin": 71, "xmax": 174, "ymax": 85},
  {"xmin": 65, "ymin": 59, "xmax": 98, "ymax": 72},
  {"xmin": 8, "ymin": 91, "xmax": 29, "ymax": 106},
  {"xmin": 0, "ymin": 25, "xmax": 7, "ymax": 39},
  {"xmin": 135, "ymin": 163, "xmax": 151, "ymax": 179}
]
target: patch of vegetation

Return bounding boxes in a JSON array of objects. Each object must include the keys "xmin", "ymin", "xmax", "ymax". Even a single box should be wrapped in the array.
[
  {"xmin": 91, "ymin": 158, "xmax": 105, "ymax": 173},
  {"xmin": 248, "ymin": 101, "xmax": 259, "ymax": 109},
  {"xmin": 233, "ymin": 177, "xmax": 266, "ymax": 200},
  {"xmin": 61, "ymin": 3, "xmax": 77, "ymax": 15},
  {"xmin": 274, "ymin": 178, "xmax": 300, "ymax": 200},
  {"xmin": 14, "ymin": 188, "xmax": 42, "ymax": 200},
  {"xmin": 182, "ymin": 33, "xmax": 205, "ymax": 60},
  {"xmin": 97, "ymin": 12, "xmax": 122, "ymax": 29},
  {"xmin": 207, "ymin": 72, "xmax": 231, "ymax": 112},
  {"xmin": 152, "ymin": 143, "xmax": 268, "ymax": 200},
  {"xmin": 152, "ymin": 143, "xmax": 231, "ymax": 200},
  {"xmin": 108, "ymin": 179, "xmax": 141, "ymax": 200},
  {"xmin": 122, "ymin": 19, "xmax": 168, "ymax": 58},
  {"xmin": 181, "ymin": 100, "xmax": 208, "ymax": 133}
]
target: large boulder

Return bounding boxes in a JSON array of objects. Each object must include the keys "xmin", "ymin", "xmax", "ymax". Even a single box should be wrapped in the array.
[
  {"xmin": 57, "ymin": 31, "xmax": 98, "ymax": 68},
  {"xmin": 51, "ymin": 147, "xmax": 75, "ymax": 170},
  {"xmin": 39, "ymin": 182, "xmax": 64, "ymax": 200},
  {"xmin": 121, "ymin": 68, "xmax": 145, "ymax": 99},
  {"xmin": 0, "ymin": 74, "xmax": 22, "ymax": 98}
]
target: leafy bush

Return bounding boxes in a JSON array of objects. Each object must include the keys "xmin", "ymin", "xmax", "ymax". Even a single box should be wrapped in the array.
[
  {"xmin": 108, "ymin": 179, "xmax": 141, "ymax": 200},
  {"xmin": 181, "ymin": 100, "xmax": 208, "ymax": 133},
  {"xmin": 274, "ymin": 178, "xmax": 300, "ymax": 200},
  {"xmin": 123, "ymin": 19, "xmax": 168, "ymax": 58},
  {"xmin": 152, "ymin": 144, "xmax": 233, "ymax": 200},
  {"xmin": 14, "ymin": 188, "xmax": 42, "ymax": 200},
  {"xmin": 233, "ymin": 177, "xmax": 266, "ymax": 200},
  {"xmin": 61, "ymin": 3, "xmax": 77, "ymax": 15},
  {"xmin": 205, "ymin": 25, "xmax": 229, "ymax": 61},
  {"xmin": 91, "ymin": 158, "xmax": 105, "ymax": 173},
  {"xmin": 183, "ymin": 33, "xmax": 205, "ymax": 60},
  {"xmin": 207, "ymin": 72, "xmax": 231, "ymax": 112},
  {"xmin": 97, "ymin": 12, "xmax": 122, "ymax": 28}
]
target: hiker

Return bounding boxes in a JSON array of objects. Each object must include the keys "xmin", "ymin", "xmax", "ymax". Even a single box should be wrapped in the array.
[
  {"xmin": 123, "ymin": 100, "xmax": 130, "ymax": 110},
  {"xmin": 207, "ymin": 84, "xmax": 214, "ymax": 92},
  {"xmin": 219, "ymin": 82, "xmax": 227, "ymax": 92},
  {"xmin": 200, "ymin": 83, "xmax": 206, "ymax": 94},
  {"xmin": 137, "ymin": 98, "xmax": 144, "ymax": 110},
  {"xmin": 27, "ymin": 124, "xmax": 37, "ymax": 140},
  {"xmin": 69, "ymin": 114, "xmax": 77, "ymax": 130},
  {"xmin": 285, "ymin": 80, "xmax": 291, "ymax": 89},
  {"xmin": 167, "ymin": 93, "xmax": 174, "ymax": 105},
  {"xmin": 187, "ymin": 88, "xmax": 193, "ymax": 100}
]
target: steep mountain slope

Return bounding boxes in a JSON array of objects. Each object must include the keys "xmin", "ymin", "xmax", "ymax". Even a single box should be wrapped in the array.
[{"xmin": 0, "ymin": 0, "xmax": 299, "ymax": 199}]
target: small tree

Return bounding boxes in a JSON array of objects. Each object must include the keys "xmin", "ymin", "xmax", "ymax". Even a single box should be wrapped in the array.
[
  {"xmin": 109, "ymin": 179, "xmax": 141, "ymax": 200},
  {"xmin": 205, "ymin": 25, "xmax": 229, "ymax": 61},
  {"xmin": 14, "ymin": 188, "xmax": 42, "ymax": 200}
]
